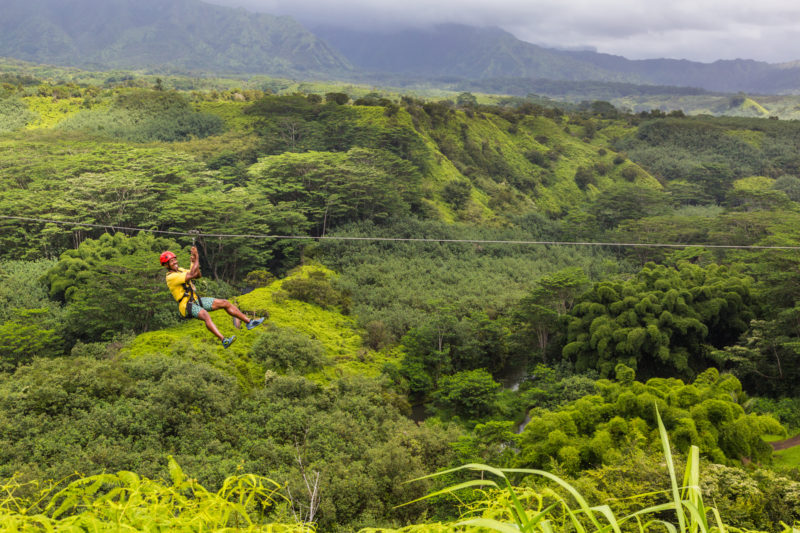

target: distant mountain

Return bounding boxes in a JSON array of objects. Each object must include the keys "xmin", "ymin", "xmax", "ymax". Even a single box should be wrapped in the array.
[
  {"xmin": 314, "ymin": 25, "xmax": 628, "ymax": 82},
  {"xmin": 0, "ymin": 0, "xmax": 352, "ymax": 76},
  {"xmin": 315, "ymin": 24, "xmax": 800, "ymax": 94},
  {"xmin": 5, "ymin": 1, "xmax": 800, "ymax": 95}
]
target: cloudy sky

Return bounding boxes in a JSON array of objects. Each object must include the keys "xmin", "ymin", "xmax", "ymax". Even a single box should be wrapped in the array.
[{"xmin": 208, "ymin": 0, "xmax": 800, "ymax": 63}]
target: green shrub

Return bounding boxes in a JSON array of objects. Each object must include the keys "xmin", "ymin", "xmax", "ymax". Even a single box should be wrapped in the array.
[
  {"xmin": 248, "ymin": 325, "xmax": 327, "ymax": 373},
  {"xmin": 441, "ymin": 179, "xmax": 472, "ymax": 209},
  {"xmin": 0, "ymin": 457, "xmax": 306, "ymax": 531},
  {"xmin": 574, "ymin": 166, "xmax": 595, "ymax": 190},
  {"xmin": 281, "ymin": 271, "xmax": 349, "ymax": 312},
  {"xmin": 752, "ymin": 396, "xmax": 800, "ymax": 430},
  {"xmin": 0, "ymin": 97, "xmax": 36, "ymax": 133},
  {"xmin": 244, "ymin": 269, "xmax": 276, "ymax": 288},
  {"xmin": 364, "ymin": 320, "xmax": 394, "ymax": 350},
  {"xmin": 621, "ymin": 166, "xmax": 639, "ymax": 181},
  {"xmin": 433, "ymin": 369, "xmax": 501, "ymax": 419}
]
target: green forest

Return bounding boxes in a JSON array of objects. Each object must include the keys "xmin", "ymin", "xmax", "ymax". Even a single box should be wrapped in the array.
[{"xmin": 3, "ymin": 68, "xmax": 800, "ymax": 532}]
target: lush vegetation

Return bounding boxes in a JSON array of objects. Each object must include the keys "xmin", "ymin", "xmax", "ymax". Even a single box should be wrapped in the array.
[{"xmin": 3, "ymin": 66, "xmax": 800, "ymax": 532}]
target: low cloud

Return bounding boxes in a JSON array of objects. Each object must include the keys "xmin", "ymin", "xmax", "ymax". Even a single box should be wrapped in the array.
[{"xmin": 207, "ymin": 0, "xmax": 800, "ymax": 62}]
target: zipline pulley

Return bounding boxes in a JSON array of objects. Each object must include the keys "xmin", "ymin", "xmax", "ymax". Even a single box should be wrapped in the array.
[{"xmin": 188, "ymin": 229, "xmax": 200, "ymax": 248}]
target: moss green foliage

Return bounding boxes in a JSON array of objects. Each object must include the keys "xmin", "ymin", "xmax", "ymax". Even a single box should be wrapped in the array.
[
  {"xmin": 701, "ymin": 463, "xmax": 800, "ymax": 530},
  {"xmin": 121, "ymin": 264, "xmax": 367, "ymax": 386},
  {"xmin": 57, "ymin": 89, "xmax": 225, "ymax": 142},
  {"xmin": 0, "ymin": 354, "xmax": 461, "ymax": 530},
  {"xmin": 0, "ymin": 259, "xmax": 65, "ymax": 371},
  {"xmin": 281, "ymin": 270, "xmax": 350, "ymax": 311},
  {"xmin": 515, "ymin": 367, "xmax": 782, "ymax": 472},
  {"xmin": 0, "ymin": 457, "xmax": 310, "ymax": 531},
  {"xmin": 22, "ymin": 95, "xmax": 85, "ymax": 129},
  {"xmin": 318, "ymin": 219, "xmax": 626, "ymax": 341},
  {"xmin": 512, "ymin": 267, "xmax": 590, "ymax": 362},
  {"xmin": 752, "ymin": 397, "xmax": 800, "ymax": 431},
  {"xmin": 391, "ymin": 413, "xmax": 741, "ymax": 533},
  {"xmin": 432, "ymin": 369, "xmax": 501, "ymax": 420},
  {"xmin": 249, "ymin": 325, "xmax": 328, "ymax": 374},
  {"xmin": 0, "ymin": 133, "xmax": 208, "ymax": 260},
  {"xmin": 0, "ymin": 96, "xmax": 36, "ymax": 133},
  {"xmin": 563, "ymin": 261, "xmax": 754, "ymax": 378},
  {"xmin": 615, "ymin": 116, "xmax": 800, "ymax": 205},
  {"xmin": 43, "ymin": 232, "xmax": 181, "ymax": 345},
  {"xmin": 248, "ymin": 147, "xmax": 422, "ymax": 235}
]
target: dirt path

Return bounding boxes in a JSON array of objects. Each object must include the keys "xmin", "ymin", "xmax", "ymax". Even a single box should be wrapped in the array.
[{"xmin": 770, "ymin": 434, "xmax": 800, "ymax": 451}]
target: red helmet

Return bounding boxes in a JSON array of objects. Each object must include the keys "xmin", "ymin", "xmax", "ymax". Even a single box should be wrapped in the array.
[{"xmin": 160, "ymin": 251, "xmax": 176, "ymax": 265}]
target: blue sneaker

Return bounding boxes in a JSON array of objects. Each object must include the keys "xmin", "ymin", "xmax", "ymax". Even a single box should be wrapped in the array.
[
  {"xmin": 222, "ymin": 335, "xmax": 236, "ymax": 348},
  {"xmin": 246, "ymin": 317, "xmax": 264, "ymax": 330}
]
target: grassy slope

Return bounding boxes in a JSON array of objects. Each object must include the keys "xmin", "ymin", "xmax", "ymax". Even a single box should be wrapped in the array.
[{"xmin": 122, "ymin": 264, "xmax": 386, "ymax": 389}]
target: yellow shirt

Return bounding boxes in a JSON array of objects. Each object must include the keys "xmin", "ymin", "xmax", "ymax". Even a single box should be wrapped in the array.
[{"xmin": 165, "ymin": 268, "xmax": 198, "ymax": 317}]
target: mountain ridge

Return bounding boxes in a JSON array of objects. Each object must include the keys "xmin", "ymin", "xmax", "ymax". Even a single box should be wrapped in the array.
[
  {"xmin": 316, "ymin": 23, "xmax": 800, "ymax": 94},
  {"xmin": 3, "ymin": 0, "xmax": 800, "ymax": 94},
  {"xmin": 0, "ymin": 0, "xmax": 352, "ymax": 76}
]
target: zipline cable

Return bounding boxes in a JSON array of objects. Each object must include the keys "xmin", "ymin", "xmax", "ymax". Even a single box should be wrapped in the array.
[{"xmin": 2, "ymin": 214, "xmax": 800, "ymax": 250}]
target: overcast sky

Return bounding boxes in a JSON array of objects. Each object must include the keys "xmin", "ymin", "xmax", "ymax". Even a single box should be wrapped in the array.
[{"xmin": 207, "ymin": 0, "xmax": 800, "ymax": 63}]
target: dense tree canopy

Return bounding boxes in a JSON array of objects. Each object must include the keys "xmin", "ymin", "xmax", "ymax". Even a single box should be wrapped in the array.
[{"xmin": 563, "ymin": 262, "xmax": 754, "ymax": 378}]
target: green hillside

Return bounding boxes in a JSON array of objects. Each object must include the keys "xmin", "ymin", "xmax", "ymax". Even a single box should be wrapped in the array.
[{"xmin": 4, "ymin": 72, "xmax": 800, "ymax": 531}]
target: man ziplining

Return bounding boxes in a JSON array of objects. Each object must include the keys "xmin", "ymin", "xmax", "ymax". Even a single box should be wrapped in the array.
[{"xmin": 161, "ymin": 247, "xmax": 264, "ymax": 348}]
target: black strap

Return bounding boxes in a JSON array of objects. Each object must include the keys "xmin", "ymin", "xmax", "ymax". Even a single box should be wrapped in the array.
[{"xmin": 182, "ymin": 281, "xmax": 198, "ymax": 305}]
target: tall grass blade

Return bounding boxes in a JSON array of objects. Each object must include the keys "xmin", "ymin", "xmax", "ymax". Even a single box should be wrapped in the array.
[
  {"xmin": 401, "ymin": 463, "xmax": 532, "ymax": 529},
  {"xmin": 656, "ymin": 521, "xmax": 679, "ymax": 533},
  {"xmin": 591, "ymin": 504, "xmax": 623, "ymax": 533},
  {"xmin": 656, "ymin": 406, "xmax": 687, "ymax": 532},
  {"xmin": 404, "ymin": 463, "xmax": 508, "ymax": 484},
  {"xmin": 395, "ymin": 479, "xmax": 499, "ymax": 508},
  {"xmin": 504, "ymin": 468, "xmax": 603, "ymax": 531},
  {"xmin": 711, "ymin": 508, "xmax": 727, "ymax": 533},
  {"xmin": 682, "ymin": 501, "xmax": 710, "ymax": 533},
  {"xmin": 457, "ymin": 517, "xmax": 527, "ymax": 533},
  {"xmin": 682, "ymin": 445, "xmax": 704, "ymax": 533}
]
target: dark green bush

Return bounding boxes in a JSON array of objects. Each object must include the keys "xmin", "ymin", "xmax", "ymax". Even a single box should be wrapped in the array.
[
  {"xmin": 574, "ymin": 166, "xmax": 596, "ymax": 190},
  {"xmin": 441, "ymin": 179, "xmax": 472, "ymax": 209}
]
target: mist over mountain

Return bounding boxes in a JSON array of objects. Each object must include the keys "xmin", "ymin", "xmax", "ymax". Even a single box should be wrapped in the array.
[
  {"xmin": 313, "ymin": 24, "xmax": 631, "ymax": 83},
  {"xmin": 2, "ymin": 0, "xmax": 800, "ymax": 94},
  {"xmin": 315, "ymin": 24, "xmax": 800, "ymax": 94},
  {"xmin": 0, "ymin": 0, "xmax": 351, "ymax": 76}
]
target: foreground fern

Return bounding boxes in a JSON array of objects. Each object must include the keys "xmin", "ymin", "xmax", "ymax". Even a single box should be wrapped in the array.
[{"xmin": 0, "ymin": 457, "xmax": 312, "ymax": 532}]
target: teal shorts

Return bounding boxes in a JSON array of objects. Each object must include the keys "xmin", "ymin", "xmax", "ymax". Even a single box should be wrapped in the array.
[{"xmin": 186, "ymin": 297, "xmax": 215, "ymax": 318}]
